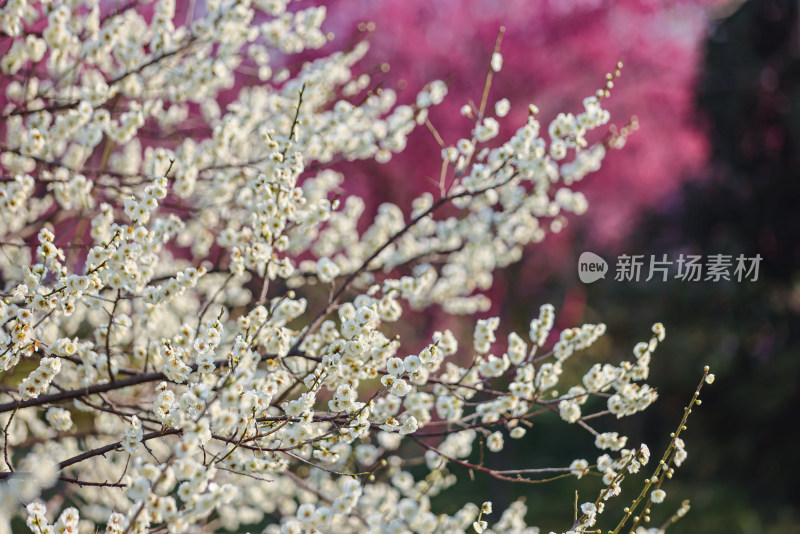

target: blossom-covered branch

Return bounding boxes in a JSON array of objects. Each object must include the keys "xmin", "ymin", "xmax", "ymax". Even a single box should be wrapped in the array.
[{"xmin": 0, "ymin": 2, "xmax": 711, "ymax": 533}]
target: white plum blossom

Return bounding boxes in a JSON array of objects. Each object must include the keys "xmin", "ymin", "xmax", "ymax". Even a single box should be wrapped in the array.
[
  {"xmin": 0, "ymin": 4, "xmax": 712, "ymax": 534},
  {"xmin": 651, "ymin": 489, "xmax": 667, "ymax": 504}
]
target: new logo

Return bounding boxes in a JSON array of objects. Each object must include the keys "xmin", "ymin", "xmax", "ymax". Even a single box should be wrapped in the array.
[{"xmin": 578, "ymin": 251, "xmax": 608, "ymax": 283}]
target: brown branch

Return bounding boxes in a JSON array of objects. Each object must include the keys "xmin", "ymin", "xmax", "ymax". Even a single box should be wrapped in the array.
[
  {"xmin": 57, "ymin": 475, "xmax": 126, "ymax": 488},
  {"xmin": 58, "ymin": 428, "xmax": 180, "ymax": 470},
  {"xmin": 0, "ymin": 370, "xmax": 167, "ymax": 413},
  {"xmin": 411, "ymin": 435, "xmax": 573, "ymax": 485}
]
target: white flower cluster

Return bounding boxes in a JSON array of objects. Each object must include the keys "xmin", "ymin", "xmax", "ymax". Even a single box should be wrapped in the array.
[
  {"xmin": 18, "ymin": 357, "xmax": 61, "ymax": 401},
  {"xmin": 45, "ymin": 407, "xmax": 73, "ymax": 432},
  {"xmin": 673, "ymin": 436, "xmax": 688, "ymax": 467},
  {"xmin": 25, "ymin": 503, "xmax": 81, "ymax": 534},
  {"xmin": 122, "ymin": 416, "xmax": 144, "ymax": 455},
  {"xmin": 0, "ymin": 2, "xmax": 705, "ymax": 534},
  {"xmin": 604, "ymin": 323, "xmax": 666, "ymax": 418}
]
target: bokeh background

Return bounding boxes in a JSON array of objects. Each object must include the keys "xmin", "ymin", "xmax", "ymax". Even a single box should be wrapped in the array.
[{"xmin": 311, "ymin": 0, "xmax": 800, "ymax": 532}]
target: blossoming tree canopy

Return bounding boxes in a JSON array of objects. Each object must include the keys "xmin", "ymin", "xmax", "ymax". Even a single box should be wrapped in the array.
[{"xmin": 0, "ymin": 2, "xmax": 711, "ymax": 533}]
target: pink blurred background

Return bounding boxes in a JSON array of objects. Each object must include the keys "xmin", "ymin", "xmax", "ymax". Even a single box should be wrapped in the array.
[{"xmin": 320, "ymin": 0, "xmax": 722, "ymax": 245}]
